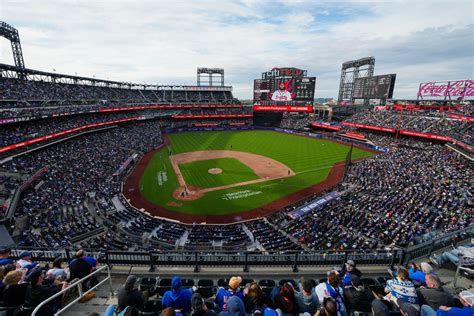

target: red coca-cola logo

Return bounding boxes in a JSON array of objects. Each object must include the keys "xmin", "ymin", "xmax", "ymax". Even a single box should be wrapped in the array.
[{"xmin": 418, "ymin": 80, "xmax": 474, "ymax": 97}]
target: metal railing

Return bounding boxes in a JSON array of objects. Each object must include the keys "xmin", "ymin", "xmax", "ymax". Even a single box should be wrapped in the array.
[
  {"xmin": 32, "ymin": 265, "xmax": 114, "ymax": 316},
  {"xmin": 10, "ymin": 226, "xmax": 473, "ymax": 273}
]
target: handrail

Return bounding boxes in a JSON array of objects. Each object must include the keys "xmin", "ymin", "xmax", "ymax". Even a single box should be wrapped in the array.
[{"xmin": 32, "ymin": 265, "xmax": 114, "ymax": 316}]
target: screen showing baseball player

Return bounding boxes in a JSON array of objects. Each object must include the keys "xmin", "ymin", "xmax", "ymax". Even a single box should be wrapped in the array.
[{"xmin": 271, "ymin": 82, "xmax": 292, "ymax": 101}]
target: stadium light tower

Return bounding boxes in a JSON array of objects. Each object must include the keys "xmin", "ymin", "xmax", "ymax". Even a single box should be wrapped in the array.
[
  {"xmin": 338, "ymin": 57, "xmax": 375, "ymax": 105},
  {"xmin": 0, "ymin": 21, "xmax": 25, "ymax": 73}
]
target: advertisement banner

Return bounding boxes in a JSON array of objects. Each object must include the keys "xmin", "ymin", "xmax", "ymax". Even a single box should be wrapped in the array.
[
  {"xmin": 344, "ymin": 132, "xmax": 366, "ymax": 139},
  {"xmin": 398, "ymin": 130, "xmax": 451, "ymax": 141},
  {"xmin": 417, "ymin": 80, "xmax": 474, "ymax": 98},
  {"xmin": 253, "ymin": 105, "xmax": 313, "ymax": 112},
  {"xmin": 451, "ymin": 139, "xmax": 474, "ymax": 153},
  {"xmin": 341, "ymin": 122, "xmax": 396, "ymax": 133},
  {"xmin": 172, "ymin": 114, "xmax": 252, "ymax": 119},
  {"xmin": 287, "ymin": 191, "xmax": 343, "ymax": 220},
  {"xmin": 448, "ymin": 114, "xmax": 474, "ymax": 122},
  {"xmin": 0, "ymin": 117, "xmax": 140, "ymax": 154},
  {"xmin": 310, "ymin": 123, "xmax": 341, "ymax": 131}
]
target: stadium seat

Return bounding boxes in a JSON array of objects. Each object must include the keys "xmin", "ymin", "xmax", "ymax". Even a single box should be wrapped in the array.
[
  {"xmin": 157, "ymin": 278, "xmax": 172, "ymax": 297},
  {"xmin": 360, "ymin": 278, "xmax": 378, "ymax": 286},
  {"xmin": 139, "ymin": 277, "xmax": 158, "ymax": 296},
  {"xmin": 217, "ymin": 278, "xmax": 229, "ymax": 288},
  {"xmin": 143, "ymin": 300, "xmax": 162, "ymax": 313},
  {"xmin": 197, "ymin": 279, "xmax": 215, "ymax": 298},
  {"xmin": 181, "ymin": 278, "xmax": 195, "ymax": 288},
  {"xmin": 376, "ymin": 276, "xmax": 391, "ymax": 285},
  {"xmin": 258, "ymin": 279, "xmax": 276, "ymax": 295},
  {"xmin": 279, "ymin": 279, "xmax": 296, "ymax": 287},
  {"xmin": 241, "ymin": 278, "xmax": 255, "ymax": 289}
]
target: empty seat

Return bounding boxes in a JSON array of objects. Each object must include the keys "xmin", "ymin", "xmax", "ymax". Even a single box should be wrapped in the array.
[
  {"xmin": 217, "ymin": 278, "xmax": 229, "ymax": 288},
  {"xmin": 181, "ymin": 279, "xmax": 195, "ymax": 288},
  {"xmin": 157, "ymin": 278, "xmax": 172, "ymax": 297},
  {"xmin": 197, "ymin": 279, "xmax": 215, "ymax": 298},
  {"xmin": 143, "ymin": 300, "xmax": 162, "ymax": 313}
]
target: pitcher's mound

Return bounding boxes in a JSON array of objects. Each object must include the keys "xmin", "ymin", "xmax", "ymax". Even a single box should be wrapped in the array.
[{"xmin": 208, "ymin": 168, "xmax": 223, "ymax": 175}]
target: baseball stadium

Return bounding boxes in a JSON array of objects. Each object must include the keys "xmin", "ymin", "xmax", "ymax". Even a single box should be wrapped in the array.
[{"xmin": 0, "ymin": 1, "xmax": 473, "ymax": 315}]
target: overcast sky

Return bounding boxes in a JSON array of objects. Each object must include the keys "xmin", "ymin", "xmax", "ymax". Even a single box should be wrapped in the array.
[{"xmin": 0, "ymin": 0, "xmax": 473, "ymax": 99}]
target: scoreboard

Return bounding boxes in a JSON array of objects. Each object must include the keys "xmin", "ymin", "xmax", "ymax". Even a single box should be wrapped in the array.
[
  {"xmin": 352, "ymin": 74, "xmax": 396, "ymax": 99},
  {"xmin": 253, "ymin": 67, "xmax": 316, "ymax": 112}
]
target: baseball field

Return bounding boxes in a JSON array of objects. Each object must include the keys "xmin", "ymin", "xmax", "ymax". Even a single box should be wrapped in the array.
[{"xmin": 124, "ymin": 130, "xmax": 375, "ymax": 223}]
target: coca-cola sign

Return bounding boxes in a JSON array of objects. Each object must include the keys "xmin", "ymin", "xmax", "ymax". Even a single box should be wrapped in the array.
[{"xmin": 418, "ymin": 80, "xmax": 474, "ymax": 97}]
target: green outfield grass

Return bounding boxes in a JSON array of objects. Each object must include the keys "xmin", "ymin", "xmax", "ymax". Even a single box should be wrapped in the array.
[
  {"xmin": 179, "ymin": 158, "xmax": 259, "ymax": 189},
  {"xmin": 139, "ymin": 130, "xmax": 374, "ymax": 216}
]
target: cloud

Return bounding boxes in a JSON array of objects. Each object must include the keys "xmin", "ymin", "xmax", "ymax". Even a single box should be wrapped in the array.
[{"xmin": 0, "ymin": 0, "xmax": 472, "ymax": 99}]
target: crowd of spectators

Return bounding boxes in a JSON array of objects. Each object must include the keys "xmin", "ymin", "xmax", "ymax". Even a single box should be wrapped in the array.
[
  {"xmin": 107, "ymin": 257, "xmax": 473, "ymax": 315},
  {"xmin": 277, "ymin": 137, "xmax": 471, "ymax": 251},
  {"xmin": 0, "ymin": 77, "xmax": 241, "ymax": 121},
  {"xmin": 344, "ymin": 107, "xmax": 473, "ymax": 145},
  {"xmin": 0, "ymin": 247, "xmax": 100, "ymax": 314},
  {"xmin": 0, "ymin": 105, "xmax": 471, "ymax": 254},
  {"xmin": 280, "ymin": 113, "xmax": 314, "ymax": 130}
]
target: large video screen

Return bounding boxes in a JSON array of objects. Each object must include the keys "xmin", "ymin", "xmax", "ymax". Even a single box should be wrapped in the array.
[
  {"xmin": 253, "ymin": 67, "xmax": 316, "ymax": 112},
  {"xmin": 352, "ymin": 74, "xmax": 396, "ymax": 99}
]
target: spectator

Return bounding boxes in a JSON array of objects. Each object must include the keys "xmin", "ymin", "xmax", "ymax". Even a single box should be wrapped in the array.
[
  {"xmin": 343, "ymin": 275, "xmax": 374, "ymax": 313},
  {"xmin": 68, "ymin": 250, "xmax": 93, "ymax": 282},
  {"xmin": 24, "ymin": 269, "xmax": 68, "ymax": 314},
  {"xmin": 191, "ymin": 292, "xmax": 217, "ymax": 316},
  {"xmin": 46, "ymin": 257, "xmax": 68, "ymax": 281},
  {"xmin": 340, "ymin": 260, "xmax": 362, "ymax": 286},
  {"xmin": 16, "ymin": 251, "xmax": 38, "ymax": 271},
  {"xmin": 162, "ymin": 276, "xmax": 193, "ymax": 313},
  {"xmin": 434, "ymin": 290, "xmax": 474, "ymax": 316},
  {"xmin": 2, "ymin": 269, "xmax": 29, "ymax": 307},
  {"xmin": 431, "ymin": 241, "xmax": 474, "ymax": 267},
  {"xmin": 117, "ymin": 275, "xmax": 145, "ymax": 313},
  {"xmin": 243, "ymin": 282, "xmax": 272, "ymax": 314},
  {"xmin": 271, "ymin": 282, "xmax": 297, "ymax": 314},
  {"xmin": 315, "ymin": 271, "xmax": 346, "ymax": 316},
  {"xmin": 295, "ymin": 278, "xmax": 319, "ymax": 314},
  {"xmin": 417, "ymin": 274, "xmax": 454, "ymax": 311},
  {"xmin": 215, "ymin": 276, "xmax": 243, "ymax": 312},
  {"xmin": 219, "ymin": 295, "xmax": 246, "ymax": 316},
  {"xmin": 316, "ymin": 297, "xmax": 338, "ymax": 316},
  {"xmin": 0, "ymin": 248, "xmax": 13, "ymax": 266},
  {"xmin": 408, "ymin": 261, "xmax": 434, "ymax": 285},
  {"xmin": 373, "ymin": 266, "xmax": 419, "ymax": 316}
]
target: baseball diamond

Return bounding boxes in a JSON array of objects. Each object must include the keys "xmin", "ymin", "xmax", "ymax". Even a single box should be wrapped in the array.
[{"xmin": 123, "ymin": 130, "xmax": 375, "ymax": 223}]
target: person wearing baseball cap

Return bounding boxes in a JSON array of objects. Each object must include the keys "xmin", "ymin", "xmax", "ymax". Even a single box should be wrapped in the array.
[
  {"xmin": 117, "ymin": 275, "xmax": 144, "ymax": 313},
  {"xmin": 340, "ymin": 260, "xmax": 362, "ymax": 286},
  {"xmin": 17, "ymin": 251, "xmax": 39, "ymax": 272},
  {"xmin": 162, "ymin": 276, "xmax": 193, "ymax": 313},
  {"xmin": 215, "ymin": 276, "xmax": 243, "ymax": 312}
]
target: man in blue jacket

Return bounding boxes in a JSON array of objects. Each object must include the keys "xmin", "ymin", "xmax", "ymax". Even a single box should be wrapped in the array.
[{"xmin": 162, "ymin": 276, "xmax": 193, "ymax": 312}]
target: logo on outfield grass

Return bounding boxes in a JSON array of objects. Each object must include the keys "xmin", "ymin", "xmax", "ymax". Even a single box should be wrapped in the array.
[
  {"xmin": 156, "ymin": 171, "xmax": 168, "ymax": 186},
  {"xmin": 222, "ymin": 190, "xmax": 262, "ymax": 201}
]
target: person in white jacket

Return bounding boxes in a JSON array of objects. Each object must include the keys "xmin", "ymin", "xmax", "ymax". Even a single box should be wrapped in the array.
[{"xmin": 315, "ymin": 270, "xmax": 347, "ymax": 316}]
